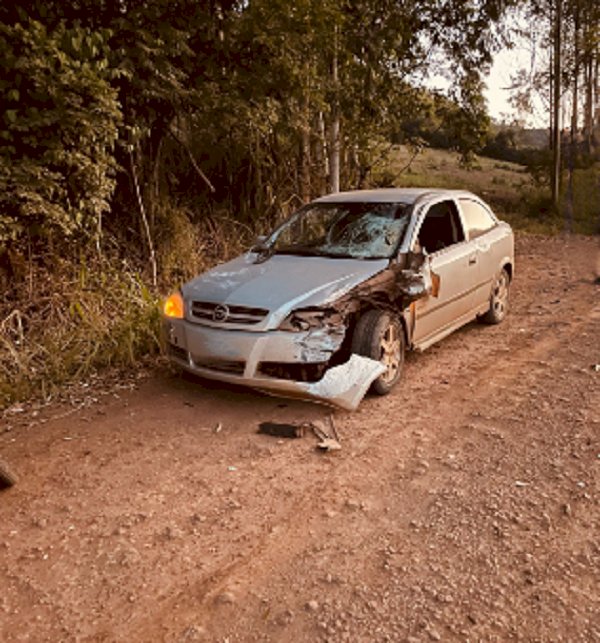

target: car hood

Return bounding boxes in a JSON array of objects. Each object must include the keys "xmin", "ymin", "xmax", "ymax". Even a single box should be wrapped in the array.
[{"xmin": 182, "ymin": 253, "xmax": 389, "ymax": 329}]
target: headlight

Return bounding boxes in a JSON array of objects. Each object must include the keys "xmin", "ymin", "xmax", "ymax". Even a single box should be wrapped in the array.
[
  {"xmin": 279, "ymin": 308, "xmax": 342, "ymax": 332},
  {"xmin": 163, "ymin": 291, "xmax": 184, "ymax": 319}
]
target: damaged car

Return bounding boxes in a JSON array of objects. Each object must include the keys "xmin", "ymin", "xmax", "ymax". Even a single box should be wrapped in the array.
[{"xmin": 163, "ymin": 188, "xmax": 514, "ymax": 410}]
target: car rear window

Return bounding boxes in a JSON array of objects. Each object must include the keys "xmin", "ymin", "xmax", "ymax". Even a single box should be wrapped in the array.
[{"xmin": 459, "ymin": 199, "xmax": 497, "ymax": 240}]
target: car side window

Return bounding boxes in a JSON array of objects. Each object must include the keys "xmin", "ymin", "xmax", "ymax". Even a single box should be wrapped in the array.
[
  {"xmin": 459, "ymin": 199, "xmax": 497, "ymax": 240},
  {"xmin": 416, "ymin": 200, "xmax": 465, "ymax": 254}
]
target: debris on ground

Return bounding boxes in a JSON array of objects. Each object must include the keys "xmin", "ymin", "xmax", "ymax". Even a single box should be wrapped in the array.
[
  {"xmin": 311, "ymin": 416, "xmax": 342, "ymax": 451},
  {"xmin": 257, "ymin": 415, "xmax": 341, "ymax": 450},
  {"xmin": 258, "ymin": 422, "xmax": 307, "ymax": 438}
]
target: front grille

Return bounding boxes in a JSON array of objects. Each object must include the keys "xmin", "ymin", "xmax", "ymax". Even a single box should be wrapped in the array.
[
  {"xmin": 191, "ymin": 301, "xmax": 268, "ymax": 325},
  {"xmin": 193, "ymin": 359, "xmax": 245, "ymax": 375}
]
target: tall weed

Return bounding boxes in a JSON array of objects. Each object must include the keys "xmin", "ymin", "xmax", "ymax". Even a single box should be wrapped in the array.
[
  {"xmin": 0, "ymin": 213, "xmax": 258, "ymax": 409},
  {"xmin": 0, "ymin": 259, "xmax": 160, "ymax": 408}
]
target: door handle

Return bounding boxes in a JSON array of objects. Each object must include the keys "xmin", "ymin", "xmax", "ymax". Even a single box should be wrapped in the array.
[{"xmin": 468, "ymin": 256, "xmax": 477, "ymax": 265}]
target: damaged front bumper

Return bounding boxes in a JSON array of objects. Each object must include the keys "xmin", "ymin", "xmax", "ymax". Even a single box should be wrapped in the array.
[{"xmin": 163, "ymin": 318, "xmax": 384, "ymax": 410}]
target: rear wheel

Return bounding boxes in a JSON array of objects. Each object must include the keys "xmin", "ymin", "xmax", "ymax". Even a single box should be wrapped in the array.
[
  {"xmin": 481, "ymin": 268, "xmax": 510, "ymax": 324},
  {"xmin": 351, "ymin": 309, "xmax": 404, "ymax": 395}
]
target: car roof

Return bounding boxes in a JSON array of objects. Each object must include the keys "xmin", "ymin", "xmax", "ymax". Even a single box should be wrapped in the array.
[{"xmin": 313, "ymin": 188, "xmax": 479, "ymax": 205}]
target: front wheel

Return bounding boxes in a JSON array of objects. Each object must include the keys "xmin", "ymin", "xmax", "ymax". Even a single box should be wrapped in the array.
[
  {"xmin": 481, "ymin": 268, "xmax": 510, "ymax": 324},
  {"xmin": 351, "ymin": 309, "xmax": 405, "ymax": 395}
]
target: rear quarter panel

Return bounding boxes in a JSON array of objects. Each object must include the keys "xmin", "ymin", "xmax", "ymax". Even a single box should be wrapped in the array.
[{"xmin": 475, "ymin": 221, "xmax": 514, "ymax": 310}]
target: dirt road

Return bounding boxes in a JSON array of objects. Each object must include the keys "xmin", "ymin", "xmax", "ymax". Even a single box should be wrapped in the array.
[{"xmin": 1, "ymin": 234, "xmax": 599, "ymax": 642}]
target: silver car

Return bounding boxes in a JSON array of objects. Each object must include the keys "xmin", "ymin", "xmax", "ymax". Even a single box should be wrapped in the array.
[{"xmin": 163, "ymin": 188, "xmax": 514, "ymax": 409}]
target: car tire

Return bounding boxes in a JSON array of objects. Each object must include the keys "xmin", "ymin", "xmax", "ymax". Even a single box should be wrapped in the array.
[
  {"xmin": 351, "ymin": 309, "xmax": 405, "ymax": 395},
  {"xmin": 0, "ymin": 459, "xmax": 16, "ymax": 488},
  {"xmin": 481, "ymin": 267, "xmax": 510, "ymax": 324}
]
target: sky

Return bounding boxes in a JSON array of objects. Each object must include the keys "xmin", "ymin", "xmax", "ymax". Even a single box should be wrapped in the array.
[
  {"xmin": 484, "ymin": 48, "xmax": 520, "ymax": 124},
  {"xmin": 425, "ymin": 7, "xmax": 549, "ymax": 131},
  {"xmin": 484, "ymin": 46, "xmax": 547, "ymax": 128},
  {"xmin": 427, "ymin": 44, "xmax": 547, "ymax": 129}
]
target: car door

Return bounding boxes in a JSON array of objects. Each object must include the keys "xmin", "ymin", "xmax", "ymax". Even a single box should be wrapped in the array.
[
  {"xmin": 457, "ymin": 197, "xmax": 500, "ymax": 307},
  {"xmin": 411, "ymin": 199, "xmax": 479, "ymax": 348}
]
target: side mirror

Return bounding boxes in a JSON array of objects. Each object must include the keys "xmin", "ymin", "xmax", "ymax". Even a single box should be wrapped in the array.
[{"xmin": 250, "ymin": 235, "xmax": 275, "ymax": 264}]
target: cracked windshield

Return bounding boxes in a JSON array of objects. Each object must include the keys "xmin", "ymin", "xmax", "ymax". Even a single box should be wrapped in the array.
[{"xmin": 272, "ymin": 202, "xmax": 411, "ymax": 259}]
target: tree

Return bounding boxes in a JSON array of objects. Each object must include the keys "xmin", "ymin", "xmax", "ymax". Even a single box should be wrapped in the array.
[{"xmin": 0, "ymin": 20, "xmax": 120, "ymax": 250}]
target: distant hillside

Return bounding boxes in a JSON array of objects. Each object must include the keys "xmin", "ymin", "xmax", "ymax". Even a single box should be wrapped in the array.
[
  {"xmin": 382, "ymin": 146, "xmax": 598, "ymax": 235},
  {"xmin": 383, "ymin": 145, "xmax": 532, "ymax": 215},
  {"xmin": 517, "ymin": 128, "xmax": 549, "ymax": 149}
]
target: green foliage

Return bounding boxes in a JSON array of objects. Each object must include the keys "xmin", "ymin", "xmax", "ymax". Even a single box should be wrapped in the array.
[
  {"xmin": 561, "ymin": 165, "xmax": 600, "ymax": 234},
  {"xmin": 0, "ymin": 20, "xmax": 121, "ymax": 246}
]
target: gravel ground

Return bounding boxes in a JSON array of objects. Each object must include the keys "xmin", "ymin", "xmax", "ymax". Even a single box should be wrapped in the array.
[{"xmin": 1, "ymin": 233, "xmax": 599, "ymax": 642}]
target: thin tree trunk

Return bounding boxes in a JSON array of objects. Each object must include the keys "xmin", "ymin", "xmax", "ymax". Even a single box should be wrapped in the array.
[
  {"xmin": 313, "ymin": 111, "xmax": 327, "ymax": 195},
  {"xmin": 130, "ymin": 149, "xmax": 157, "ymax": 289},
  {"xmin": 571, "ymin": 3, "xmax": 580, "ymax": 140},
  {"xmin": 328, "ymin": 118, "xmax": 340, "ymax": 194},
  {"xmin": 583, "ymin": 44, "xmax": 594, "ymax": 154},
  {"xmin": 549, "ymin": 46, "xmax": 554, "ymax": 151},
  {"xmin": 566, "ymin": 2, "xmax": 580, "ymax": 234},
  {"xmin": 552, "ymin": 0, "xmax": 562, "ymax": 208},
  {"xmin": 328, "ymin": 25, "xmax": 340, "ymax": 194}
]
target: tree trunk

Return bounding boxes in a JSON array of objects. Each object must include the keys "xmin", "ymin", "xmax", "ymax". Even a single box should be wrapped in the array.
[
  {"xmin": 583, "ymin": 50, "xmax": 594, "ymax": 154},
  {"xmin": 565, "ymin": 2, "xmax": 580, "ymax": 234},
  {"xmin": 313, "ymin": 111, "xmax": 327, "ymax": 195},
  {"xmin": 551, "ymin": 0, "xmax": 562, "ymax": 208},
  {"xmin": 549, "ymin": 46, "xmax": 554, "ymax": 151},
  {"xmin": 328, "ymin": 25, "xmax": 340, "ymax": 194},
  {"xmin": 328, "ymin": 116, "xmax": 340, "ymax": 194}
]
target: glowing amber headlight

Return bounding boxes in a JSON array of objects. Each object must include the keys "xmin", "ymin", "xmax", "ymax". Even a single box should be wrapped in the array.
[{"xmin": 163, "ymin": 292, "xmax": 184, "ymax": 319}]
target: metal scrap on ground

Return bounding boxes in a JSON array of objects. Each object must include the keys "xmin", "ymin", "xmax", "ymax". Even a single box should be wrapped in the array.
[
  {"xmin": 257, "ymin": 422, "xmax": 307, "ymax": 438},
  {"xmin": 257, "ymin": 415, "xmax": 342, "ymax": 451}
]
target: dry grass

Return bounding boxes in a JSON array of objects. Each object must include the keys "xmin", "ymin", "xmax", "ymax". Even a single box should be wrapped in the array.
[
  {"xmin": 0, "ymin": 260, "xmax": 160, "ymax": 408},
  {"xmin": 0, "ymin": 214, "xmax": 256, "ymax": 410},
  {"xmin": 375, "ymin": 146, "xmax": 599, "ymax": 235},
  {"xmin": 379, "ymin": 145, "xmax": 534, "ymax": 215}
]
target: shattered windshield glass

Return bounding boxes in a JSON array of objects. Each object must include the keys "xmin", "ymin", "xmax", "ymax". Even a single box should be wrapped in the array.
[{"xmin": 270, "ymin": 202, "xmax": 411, "ymax": 259}]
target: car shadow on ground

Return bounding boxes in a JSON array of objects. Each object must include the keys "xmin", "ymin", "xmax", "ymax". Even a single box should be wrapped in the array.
[{"xmin": 158, "ymin": 366, "xmax": 334, "ymax": 423}]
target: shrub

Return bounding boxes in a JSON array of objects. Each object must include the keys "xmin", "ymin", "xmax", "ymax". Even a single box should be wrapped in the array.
[{"xmin": 0, "ymin": 20, "xmax": 121, "ymax": 248}]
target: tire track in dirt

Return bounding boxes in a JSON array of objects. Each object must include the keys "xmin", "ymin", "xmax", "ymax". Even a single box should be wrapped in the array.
[
  {"xmin": 196, "ymin": 282, "xmax": 599, "ymax": 641},
  {"xmin": 126, "ymin": 236, "xmax": 599, "ymax": 640}
]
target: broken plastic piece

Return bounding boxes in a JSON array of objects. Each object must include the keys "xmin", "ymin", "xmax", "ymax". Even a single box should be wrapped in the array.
[
  {"xmin": 256, "ymin": 354, "xmax": 385, "ymax": 411},
  {"xmin": 316, "ymin": 437, "xmax": 342, "ymax": 451},
  {"xmin": 309, "ymin": 418, "xmax": 342, "ymax": 451},
  {"xmin": 299, "ymin": 354, "xmax": 386, "ymax": 411}
]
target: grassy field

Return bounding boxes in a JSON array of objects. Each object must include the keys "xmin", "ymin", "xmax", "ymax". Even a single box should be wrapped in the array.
[{"xmin": 382, "ymin": 146, "xmax": 599, "ymax": 235}]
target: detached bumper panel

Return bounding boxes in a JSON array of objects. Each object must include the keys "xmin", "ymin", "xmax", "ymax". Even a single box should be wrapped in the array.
[{"xmin": 163, "ymin": 319, "xmax": 383, "ymax": 410}]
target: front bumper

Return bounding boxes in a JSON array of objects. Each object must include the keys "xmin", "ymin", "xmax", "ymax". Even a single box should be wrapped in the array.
[{"xmin": 162, "ymin": 318, "xmax": 384, "ymax": 410}]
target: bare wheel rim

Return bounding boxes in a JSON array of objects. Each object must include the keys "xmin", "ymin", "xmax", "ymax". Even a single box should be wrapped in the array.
[
  {"xmin": 379, "ymin": 321, "xmax": 402, "ymax": 383},
  {"xmin": 492, "ymin": 272, "xmax": 509, "ymax": 317}
]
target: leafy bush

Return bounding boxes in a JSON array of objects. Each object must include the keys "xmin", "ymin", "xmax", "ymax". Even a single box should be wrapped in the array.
[{"xmin": 0, "ymin": 20, "xmax": 121, "ymax": 247}]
